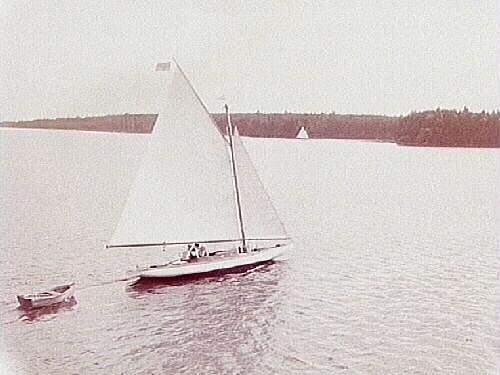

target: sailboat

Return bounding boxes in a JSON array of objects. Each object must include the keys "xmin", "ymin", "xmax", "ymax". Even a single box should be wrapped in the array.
[
  {"xmin": 106, "ymin": 60, "xmax": 292, "ymax": 279},
  {"xmin": 296, "ymin": 126, "xmax": 309, "ymax": 139}
]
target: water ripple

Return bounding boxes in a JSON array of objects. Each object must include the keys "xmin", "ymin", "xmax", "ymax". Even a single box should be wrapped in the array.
[{"xmin": 1, "ymin": 132, "xmax": 498, "ymax": 374}]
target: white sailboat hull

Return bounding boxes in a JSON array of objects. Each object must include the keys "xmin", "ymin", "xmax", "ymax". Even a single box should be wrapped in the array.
[{"xmin": 138, "ymin": 244, "xmax": 290, "ymax": 279}]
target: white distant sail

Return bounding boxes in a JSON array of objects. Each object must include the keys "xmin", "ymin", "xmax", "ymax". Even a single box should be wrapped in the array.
[
  {"xmin": 296, "ymin": 126, "xmax": 309, "ymax": 139},
  {"xmin": 109, "ymin": 62, "xmax": 240, "ymax": 246}
]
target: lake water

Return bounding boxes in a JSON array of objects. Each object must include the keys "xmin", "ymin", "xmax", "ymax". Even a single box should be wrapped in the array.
[{"xmin": 0, "ymin": 128, "xmax": 498, "ymax": 374}]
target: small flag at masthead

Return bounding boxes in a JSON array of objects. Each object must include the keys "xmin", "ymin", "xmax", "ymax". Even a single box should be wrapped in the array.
[{"xmin": 155, "ymin": 62, "xmax": 171, "ymax": 71}]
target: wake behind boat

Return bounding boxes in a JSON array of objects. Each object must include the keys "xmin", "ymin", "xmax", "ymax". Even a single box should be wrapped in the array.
[{"xmin": 106, "ymin": 60, "xmax": 292, "ymax": 280}]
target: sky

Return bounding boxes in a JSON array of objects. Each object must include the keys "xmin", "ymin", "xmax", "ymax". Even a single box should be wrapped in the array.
[{"xmin": 0, "ymin": 0, "xmax": 498, "ymax": 121}]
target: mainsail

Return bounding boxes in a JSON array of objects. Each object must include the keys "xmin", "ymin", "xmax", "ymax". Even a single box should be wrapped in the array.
[
  {"xmin": 108, "ymin": 61, "xmax": 288, "ymax": 248},
  {"xmin": 109, "ymin": 62, "xmax": 239, "ymax": 246}
]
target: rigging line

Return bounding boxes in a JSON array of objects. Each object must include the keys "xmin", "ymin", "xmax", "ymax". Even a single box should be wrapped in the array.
[{"xmin": 226, "ymin": 104, "xmax": 247, "ymax": 248}]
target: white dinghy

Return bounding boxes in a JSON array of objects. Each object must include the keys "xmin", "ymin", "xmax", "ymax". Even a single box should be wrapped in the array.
[
  {"xmin": 107, "ymin": 60, "xmax": 292, "ymax": 279},
  {"xmin": 17, "ymin": 283, "xmax": 75, "ymax": 309}
]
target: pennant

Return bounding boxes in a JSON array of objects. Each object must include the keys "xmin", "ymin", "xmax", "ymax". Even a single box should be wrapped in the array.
[{"xmin": 155, "ymin": 62, "xmax": 171, "ymax": 71}]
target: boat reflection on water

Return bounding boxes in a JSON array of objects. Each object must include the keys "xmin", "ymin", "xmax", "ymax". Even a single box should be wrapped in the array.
[
  {"xmin": 123, "ymin": 260, "xmax": 287, "ymax": 373},
  {"xmin": 128, "ymin": 260, "xmax": 278, "ymax": 290},
  {"xmin": 17, "ymin": 296, "xmax": 78, "ymax": 323}
]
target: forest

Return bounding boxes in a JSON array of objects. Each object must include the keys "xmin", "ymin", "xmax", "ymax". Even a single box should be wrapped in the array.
[
  {"xmin": 396, "ymin": 108, "xmax": 499, "ymax": 147},
  {"xmin": 1, "ymin": 109, "xmax": 498, "ymax": 147}
]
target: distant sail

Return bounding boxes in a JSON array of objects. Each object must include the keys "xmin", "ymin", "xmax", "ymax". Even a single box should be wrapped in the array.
[
  {"xmin": 109, "ymin": 62, "xmax": 240, "ymax": 246},
  {"xmin": 296, "ymin": 126, "xmax": 309, "ymax": 139}
]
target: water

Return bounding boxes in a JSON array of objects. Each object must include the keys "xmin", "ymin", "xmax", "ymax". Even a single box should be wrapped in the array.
[{"xmin": 0, "ymin": 128, "xmax": 498, "ymax": 374}]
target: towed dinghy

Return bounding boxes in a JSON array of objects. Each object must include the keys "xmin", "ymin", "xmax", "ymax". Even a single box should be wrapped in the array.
[{"xmin": 17, "ymin": 282, "xmax": 75, "ymax": 309}]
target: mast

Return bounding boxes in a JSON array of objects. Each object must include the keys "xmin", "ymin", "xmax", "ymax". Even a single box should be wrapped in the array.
[{"xmin": 225, "ymin": 104, "xmax": 246, "ymax": 248}]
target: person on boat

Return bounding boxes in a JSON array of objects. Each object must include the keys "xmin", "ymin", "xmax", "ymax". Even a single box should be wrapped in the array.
[
  {"xmin": 180, "ymin": 245, "xmax": 191, "ymax": 261},
  {"xmin": 190, "ymin": 243, "xmax": 200, "ymax": 259},
  {"xmin": 183, "ymin": 243, "xmax": 207, "ymax": 261},
  {"xmin": 198, "ymin": 243, "xmax": 207, "ymax": 257}
]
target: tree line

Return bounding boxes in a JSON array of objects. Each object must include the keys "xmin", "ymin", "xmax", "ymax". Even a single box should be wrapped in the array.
[
  {"xmin": 396, "ymin": 108, "xmax": 499, "ymax": 147},
  {"xmin": 1, "ymin": 109, "xmax": 498, "ymax": 147}
]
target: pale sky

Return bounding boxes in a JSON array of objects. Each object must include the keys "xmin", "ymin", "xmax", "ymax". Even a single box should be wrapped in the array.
[{"xmin": 0, "ymin": 0, "xmax": 498, "ymax": 121}]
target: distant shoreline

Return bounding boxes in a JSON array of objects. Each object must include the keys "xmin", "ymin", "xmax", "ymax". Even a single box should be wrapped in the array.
[{"xmin": 1, "ymin": 110, "xmax": 498, "ymax": 148}]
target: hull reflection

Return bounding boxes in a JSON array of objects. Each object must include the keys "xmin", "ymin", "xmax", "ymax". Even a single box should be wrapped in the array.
[
  {"xmin": 17, "ymin": 296, "xmax": 78, "ymax": 323},
  {"xmin": 128, "ymin": 260, "xmax": 277, "ymax": 291}
]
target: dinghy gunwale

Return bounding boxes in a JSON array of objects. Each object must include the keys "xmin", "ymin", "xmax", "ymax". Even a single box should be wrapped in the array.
[{"xmin": 17, "ymin": 283, "xmax": 75, "ymax": 309}]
